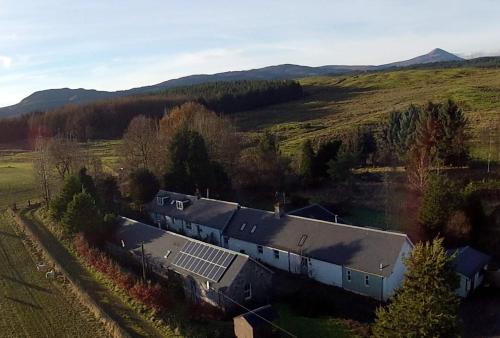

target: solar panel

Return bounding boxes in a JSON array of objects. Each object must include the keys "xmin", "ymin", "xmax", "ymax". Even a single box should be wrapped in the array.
[{"xmin": 173, "ymin": 240, "xmax": 236, "ymax": 282}]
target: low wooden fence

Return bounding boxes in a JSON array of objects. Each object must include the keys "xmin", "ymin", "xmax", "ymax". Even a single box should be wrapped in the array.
[{"xmin": 6, "ymin": 207, "xmax": 131, "ymax": 338}]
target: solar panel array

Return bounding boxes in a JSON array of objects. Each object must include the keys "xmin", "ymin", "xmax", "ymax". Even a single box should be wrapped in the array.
[{"xmin": 173, "ymin": 240, "xmax": 236, "ymax": 282}]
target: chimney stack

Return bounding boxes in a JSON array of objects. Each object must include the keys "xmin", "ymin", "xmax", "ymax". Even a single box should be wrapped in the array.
[{"xmin": 274, "ymin": 191, "xmax": 285, "ymax": 219}]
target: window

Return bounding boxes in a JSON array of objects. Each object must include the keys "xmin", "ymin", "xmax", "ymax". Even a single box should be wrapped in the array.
[
  {"xmin": 365, "ymin": 275, "xmax": 370, "ymax": 287},
  {"xmin": 240, "ymin": 222, "xmax": 247, "ymax": 231},
  {"xmin": 298, "ymin": 234, "xmax": 308, "ymax": 247},
  {"xmin": 244, "ymin": 283, "xmax": 252, "ymax": 300},
  {"xmin": 172, "ymin": 216, "xmax": 177, "ymax": 224},
  {"xmin": 257, "ymin": 245, "xmax": 263, "ymax": 254},
  {"xmin": 273, "ymin": 250, "xmax": 279, "ymax": 259},
  {"xmin": 250, "ymin": 225, "xmax": 257, "ymax": 234},
  {"xmin": 176, "ymin": 200, "xmax": 183, "ymax": 210},
  {"xmin": 185, "ymin": 220, "xmax": 192, "ymax": 230},
  {"xmin": 347, "ymin": 270, "xmax": 351, "ymax": 282}
]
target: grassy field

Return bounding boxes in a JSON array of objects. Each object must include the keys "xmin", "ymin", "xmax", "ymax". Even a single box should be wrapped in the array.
[
  {"xmin": 0, "ymin": 211, "xmax": 109, "ymax": 338},
  {"xmin": 0, "ymin": 150, "xmax": 37, "ymax": 210},
  {"xmin": 275, "ymin": 304, "xmax": 356, "ymax": 338},
  {"xmin": 21, "ymin": 208, "xmax": 178, "ymax": 338},
  {"xmin": 233, "ymin": 67, "xmax": 500, "ymax": 159}
]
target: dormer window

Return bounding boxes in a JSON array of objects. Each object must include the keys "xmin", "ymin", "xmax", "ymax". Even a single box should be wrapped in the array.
[
  {"xmin": 157, "ymin": 196, "xmax": 163, "ymax": 206},
  {"xmin": 175, "ymin": 199, "xmax": 190, "ymax": 211},
  {"xmin": 250, "ymin": 225, "xmax": 257, "ymax": 234},
  {"xmin": 240, "ymin": 223, "xmax": 247, "ymax": 231}
]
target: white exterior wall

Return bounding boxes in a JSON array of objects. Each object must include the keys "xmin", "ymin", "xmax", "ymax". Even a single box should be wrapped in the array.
[
  {"xmin": 455, "ymin": 274, "xmax": 469, "ymax": 297},
  {"xmin": 227, "ymin": 238, "xmax": 343, "ymax": 287},
  {"xmin": 162, "ymin": 216, "xmax": 222, "ymax": 245},
  {"xmin": 227, "ymin": 238, "xmax": 290, "ymax": 272},
  {"xmin": 383, "ymin": 238, "xmax": 413, "ymax": 300},
  {"xmin": 308, "ymin": 258, "xmax": 343, "ymax": 287},
  {"xmin": 474, "ymin": 271, "xmax": 483, "ymax": 290},
  {"xmin": 197, "ymin": 224, "xmax": 222, "ymax": 245}
]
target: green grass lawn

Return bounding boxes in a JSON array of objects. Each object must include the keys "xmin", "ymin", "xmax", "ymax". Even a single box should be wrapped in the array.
[
  {"xmin": 233, "ymin": 67, "xmax": 500, "ymax": 159},
  {"xmin": 0, "ymin": 141, "xmax": 122, "ymax": 211},
  {"xmin": 0, "ymin": 150, "xmax": 36, "ymax": 210},
  {"xmin": 0, "ymin": 211, "xmax": 109, "ymax": 337},
  {"xmin": 275, "ymin": 303, "xmax": 356, "ymax": 338}
]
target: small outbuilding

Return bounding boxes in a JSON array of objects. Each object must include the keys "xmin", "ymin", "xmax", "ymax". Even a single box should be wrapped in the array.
[
  {"xmin": 233, "ymin": 304, "xmax": 279, "ymax": 338},
  {"xmin": 449, "ymin": 246, "xmax": 491, "ymax": 297}
]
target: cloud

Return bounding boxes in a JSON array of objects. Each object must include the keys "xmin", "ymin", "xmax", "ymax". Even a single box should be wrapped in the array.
[{"xmin": 0, "ymin": 55, "xmax": 12, "ymax": 68}]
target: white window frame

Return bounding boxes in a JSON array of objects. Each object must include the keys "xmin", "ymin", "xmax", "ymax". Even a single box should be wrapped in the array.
[{"xmin": 273, "ymin": 249, "xmax": 279, "ymax": 259}]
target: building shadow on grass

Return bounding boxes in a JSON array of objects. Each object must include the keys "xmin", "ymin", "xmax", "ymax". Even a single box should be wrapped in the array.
[
  {"xmin": 0, "ymin": 274, "xmax": 52, "ymax": 293},
  {"xmin": 4, "ymin": 296, "xmax": 42, "ymax": 309}
]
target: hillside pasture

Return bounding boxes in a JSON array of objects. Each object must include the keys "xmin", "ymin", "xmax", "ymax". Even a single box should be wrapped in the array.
[{"xmin": 233, "ymin": 67, "xmax": 500, "ymax": 159}]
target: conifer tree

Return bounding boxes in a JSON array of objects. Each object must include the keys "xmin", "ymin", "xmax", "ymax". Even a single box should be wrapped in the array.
[
  {"xmin": 49, "ymin": 175, "xmax": 82, "ymax": 220},
  {"xmin": 299, "ymin": 140, "xmax": 315, "ymax": 182},
  {"xmin": 419, "ymin": 174, "xmax": 459, "ymax": 236},
  {"xmin": 372, "ymin": 238, "xmax": 460, "ymax": 338}
]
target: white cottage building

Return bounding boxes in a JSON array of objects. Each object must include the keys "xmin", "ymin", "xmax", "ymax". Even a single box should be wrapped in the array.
[
  {"xmin": 223, "ymin": 205, "xmax": 413, "ymax": 301},
  {"xmin": 147, "ymin": 191, "xmax": 413, "ymax": 301},
  {"xmin": 146, "ymin": 190, "xmax": 239, "ymax": 246}
]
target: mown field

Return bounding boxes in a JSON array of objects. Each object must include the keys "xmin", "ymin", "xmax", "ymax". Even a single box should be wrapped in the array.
[
  {"xmin": 233, "ymin": 67, "xmax": 500, "ymax": 159},
  {"xmin": 0, "ymin": 212, "xmax": 109, "ymax": 338}
]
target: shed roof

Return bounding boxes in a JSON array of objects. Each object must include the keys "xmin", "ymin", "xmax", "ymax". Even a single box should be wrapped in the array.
[
  {"xmin": 449, "ymin": 246, "xmax": 491, "ymax": 278},
  {"xmin": 114, "ymin": 217, "xmax": 250, "ymax": 290},
  {"xmin": 235, "ymin": 304, "xmax": 277, "ymax": 327},
  {"xmin": 146, "ymin": 190, "xmax": 239, "ymax": 231},
  {"xmin": 225, "ymin": 207, "xmax": 409, "ymax": 277},
  {"xmin": 288, "ymin": 204, "xmax": 338, "ymax": 223}
]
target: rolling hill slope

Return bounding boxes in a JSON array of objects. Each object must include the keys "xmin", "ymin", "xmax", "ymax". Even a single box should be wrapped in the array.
[
  {"xmin": 0, "ymin": 48, "xmax": 467, "ymax": 118},
  {"xmin": 232, "ymin": 67, "xmax": 500, "ymax": 159}
]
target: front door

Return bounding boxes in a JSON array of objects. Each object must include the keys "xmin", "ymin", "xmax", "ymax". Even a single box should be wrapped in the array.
[{"xmin": 300, "ymin": 256, "xmax": 309, "ymax": 275}]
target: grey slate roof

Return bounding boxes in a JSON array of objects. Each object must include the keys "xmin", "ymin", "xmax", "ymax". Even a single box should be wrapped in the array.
[
  {"xmin": 225, "ymin": 207, "xmax": 409, "ymax": 277},
  {"xmin": 449, "ymin": 246, "xmax": 491, "ymax": 278},
  {"xmin": 236, "ymin": 304, "xmax": 277, "ymax": 327},
  {"xmin": 114, "ymin": 217, "xmax": 249, "ymax": 290},
  {"xmin": 146, "ymin": 190, "xmax": 239, "ymax": 231},
  {"xmin": 288, "ymin": 204, "xmax": 338, "ymax": 223}
]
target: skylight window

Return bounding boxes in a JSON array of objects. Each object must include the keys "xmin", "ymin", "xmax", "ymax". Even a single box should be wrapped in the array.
[
  {"xmin": 298, "ymin": 234, "xmax": 308, "ymax": 247},
  {"xmin": 240, "ymin": 222, "xmax": 247, "ymax": 231},
  {"xmin": 250, "ymin": 225, "xmax": 257, "ymax": 233}
]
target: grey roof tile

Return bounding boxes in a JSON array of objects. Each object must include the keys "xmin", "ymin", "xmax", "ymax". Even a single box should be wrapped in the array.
[
  {"xmin": 449, "ymin": 246, "xmax": 491, "ymax": 278},
  {"xmin": 114, "ymin": 217, "xmax": 248, "ymax": 289},
  {"xmin": 146, "ymin": 190, "xmax": 238, "ymax": 230},
  {"xmin": 225, "ymin": 207, "xmax": 409, "ymax": 277}
]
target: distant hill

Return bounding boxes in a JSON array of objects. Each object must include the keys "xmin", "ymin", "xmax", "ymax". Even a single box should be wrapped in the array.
[
  {"xmin": 379, "ymin": 48, "xmax": 464, "ymax": 68},
  {"xmin": 0, "ymin": 48, "xmax": 479, "ymax": 118}
]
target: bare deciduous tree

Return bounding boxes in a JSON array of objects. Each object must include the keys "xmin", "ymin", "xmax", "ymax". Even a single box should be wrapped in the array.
[
  {"xmin": 48, "ymin": 136, "xmax": 82, "ymax": 180},
  {"xmin": 121, "ymin": 115, "xmax": 162, "ymax": 175},
  {"xmin": 33, "ymin": 137, "xmax": 53, "ymax": 207}
]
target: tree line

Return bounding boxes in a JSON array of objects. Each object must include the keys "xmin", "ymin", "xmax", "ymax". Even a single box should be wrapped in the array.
[{"xmin": 0, "ymin": 80, "xmax": 302, "ymax": 144}]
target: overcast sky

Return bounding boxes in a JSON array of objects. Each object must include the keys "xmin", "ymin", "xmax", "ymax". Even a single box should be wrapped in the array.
[{"xmin": 1, "ymin": 0, "xmax": 500, "ymax": 106}]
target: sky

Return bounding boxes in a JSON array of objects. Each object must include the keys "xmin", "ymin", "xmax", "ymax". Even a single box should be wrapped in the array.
[{"xmin": 1, "ymin": 0, "xmax": 500, "ymax": 107}]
